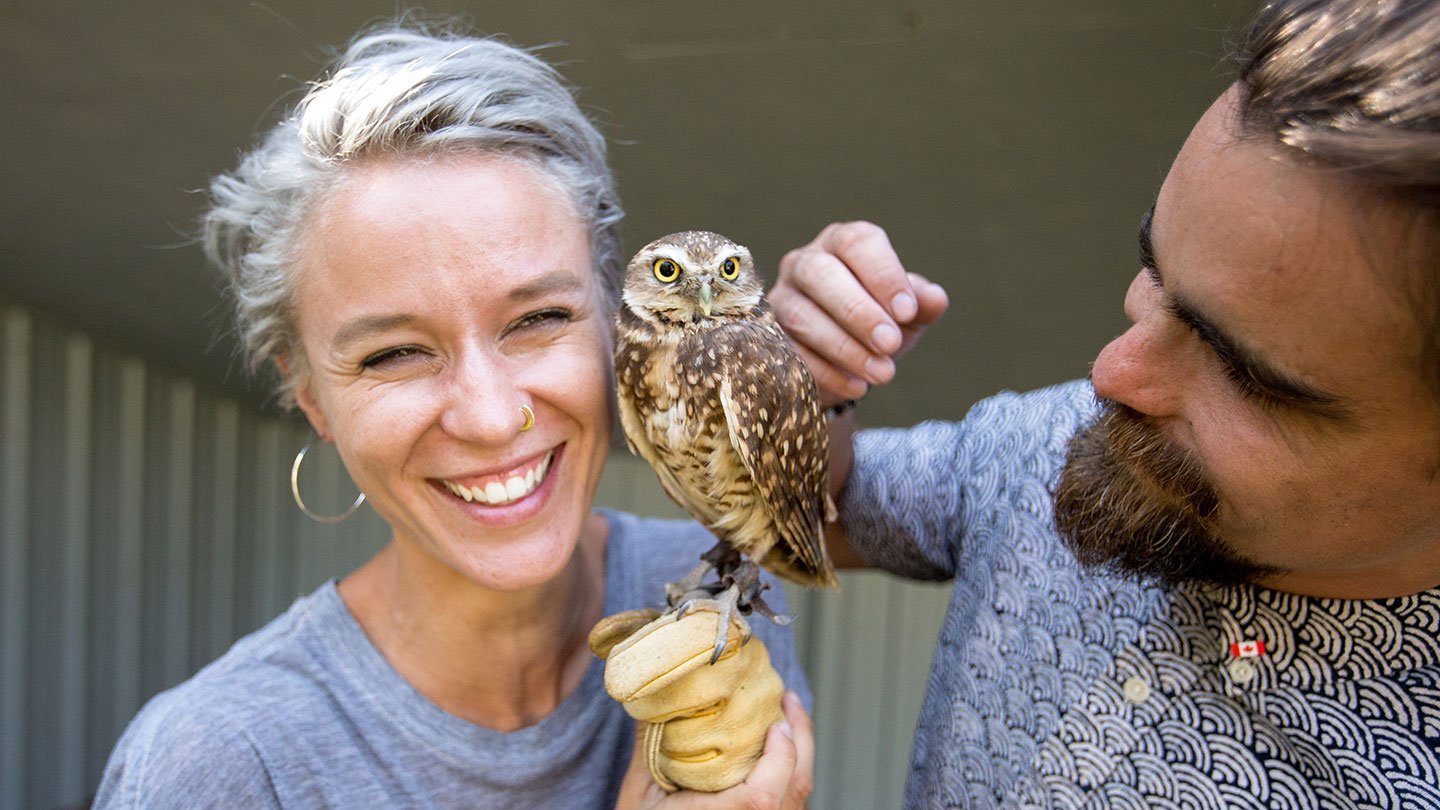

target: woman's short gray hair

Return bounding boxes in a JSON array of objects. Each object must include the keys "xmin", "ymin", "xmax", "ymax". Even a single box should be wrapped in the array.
[{"xmin": 203, "ymin": 24, "xmax": 624, "ymax": 407}]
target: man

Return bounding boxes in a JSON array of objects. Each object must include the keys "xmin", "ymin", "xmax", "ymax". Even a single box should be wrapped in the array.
[{"xmin": 772, "ymin": 0, "xmax": 1440, "ymax": 806}]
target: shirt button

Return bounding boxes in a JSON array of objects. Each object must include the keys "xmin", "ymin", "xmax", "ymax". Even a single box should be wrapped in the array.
[
  {"xmin": 1227, "ymin": 658, "xmax": 1257, "ymax": 684},
  {"xmin": 1122, "ymin": 676, "xmax": 1151, "ymax": 704}
]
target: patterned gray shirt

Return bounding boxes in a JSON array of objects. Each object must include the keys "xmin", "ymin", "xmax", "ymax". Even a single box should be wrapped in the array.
[{"xmin": 841, "ymin": 381, "xmax": 1440, "ymax": 809}]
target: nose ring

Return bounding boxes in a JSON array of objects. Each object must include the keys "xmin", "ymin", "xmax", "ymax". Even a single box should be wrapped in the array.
[{"xmin": 520, "ymin": 404, "xmax": 535, "ymax": 432}]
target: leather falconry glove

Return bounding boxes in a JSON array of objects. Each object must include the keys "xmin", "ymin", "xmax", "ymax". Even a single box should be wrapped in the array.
[{"xmin": 588, "ymin": 606, "xmax": 785, "ymax": 793}]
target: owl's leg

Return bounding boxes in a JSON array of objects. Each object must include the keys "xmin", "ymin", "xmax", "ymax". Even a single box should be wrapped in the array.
[
  {"xmin": 663, "ymin": 541, "xmax": 736, "ymax": 608},
  {"xmin": 724, "ymin": 558, "xmax": 792, "ymax": 627},
  {"xmin": 664, "ymin": 560, "xmax": 715, "ymax": 608}
]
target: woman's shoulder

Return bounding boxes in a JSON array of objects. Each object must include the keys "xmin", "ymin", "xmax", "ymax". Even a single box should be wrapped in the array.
[
  {"xmin": 94, "ymin": 585, "xmax": 345, "ymax": 807},
  {"xmin": 95, "ymin": 681, "xmax": 280, "ymax": 808}
]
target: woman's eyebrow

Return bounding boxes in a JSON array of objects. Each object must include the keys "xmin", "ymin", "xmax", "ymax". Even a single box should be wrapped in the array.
[{"xmin": 332, "ymin": 313, "xmax": 416, "ymax": 352}]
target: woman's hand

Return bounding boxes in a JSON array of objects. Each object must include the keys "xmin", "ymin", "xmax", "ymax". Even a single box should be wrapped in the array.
[
  {"xmin": 615, "ymin": 691, "xmax": 815, "ymax": 810},
  {"xmin": 770, "ymin": 221, "xmax": 949, "ymax": 407}
]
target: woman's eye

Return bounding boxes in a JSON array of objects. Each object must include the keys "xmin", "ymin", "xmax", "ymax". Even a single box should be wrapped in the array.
[
  {"xmin": 361, "ymin": 346, "xmax": 424, "ymax": 368},
  {"xmin": 513, "ymin": 308, "xmax": 572, "ymax": 330}
]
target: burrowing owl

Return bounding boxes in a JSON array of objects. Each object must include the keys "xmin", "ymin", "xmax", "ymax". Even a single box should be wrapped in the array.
[{"xmin": 616, "ymin": 231, "xmax": 837, "ymax": 644}]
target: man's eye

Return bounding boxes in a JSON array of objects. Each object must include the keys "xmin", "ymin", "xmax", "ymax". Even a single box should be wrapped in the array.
[{"xmin": 361, "ymin": 346, "xmax": 424, "ymax": 368}]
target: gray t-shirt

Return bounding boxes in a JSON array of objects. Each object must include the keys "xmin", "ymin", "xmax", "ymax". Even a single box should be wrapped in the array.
[{"xmin": 95, "ymin": 510, "xmax": 810, "ymax": 809}]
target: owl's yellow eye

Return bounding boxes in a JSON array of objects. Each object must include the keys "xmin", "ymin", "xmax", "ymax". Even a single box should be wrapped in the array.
[
  {"xmin": 720, "ymin": 257, "xmax": 741, "ymax": 281},
  {"xmin": 653, "ymin": 258, "xmax": 681, "ymax": 283}
]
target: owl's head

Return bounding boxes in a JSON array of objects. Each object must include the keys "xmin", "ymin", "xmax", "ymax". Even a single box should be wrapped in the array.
[{"xmin": 621, "ymin": 231, "xmax": 764, "ymax": 324}]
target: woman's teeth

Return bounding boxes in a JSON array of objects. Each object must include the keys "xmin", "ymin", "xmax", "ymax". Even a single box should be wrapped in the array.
[{"xmin": 444, "ymin": 451, "xmax": 553, "ymax": 506}]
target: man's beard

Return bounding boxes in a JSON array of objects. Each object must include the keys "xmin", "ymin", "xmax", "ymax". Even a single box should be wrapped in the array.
[{"xmin": 1053, "ymin": 398, "xmax": 1277, "ymax": 587}]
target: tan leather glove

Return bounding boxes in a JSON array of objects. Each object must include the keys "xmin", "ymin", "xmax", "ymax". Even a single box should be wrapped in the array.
[{"xmin": 589, "ymin": 607, "xmax": 786, "ymax": 793}]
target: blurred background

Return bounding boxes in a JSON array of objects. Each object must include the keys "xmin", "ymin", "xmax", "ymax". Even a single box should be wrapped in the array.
[{"xmin": 1, "ymin": 0, "xmax": 1248, "ymax": 807}]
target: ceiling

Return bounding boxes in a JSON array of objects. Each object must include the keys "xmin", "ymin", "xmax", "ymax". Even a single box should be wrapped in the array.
[{"xmin": 2, "ymin": 0, "xmax": 1250, "ymax": 425}]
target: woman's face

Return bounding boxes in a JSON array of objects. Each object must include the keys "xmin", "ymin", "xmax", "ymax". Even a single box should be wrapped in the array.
[{"xmin": 290, "ymin": 154, "xmax": 613, "ymax": 592}]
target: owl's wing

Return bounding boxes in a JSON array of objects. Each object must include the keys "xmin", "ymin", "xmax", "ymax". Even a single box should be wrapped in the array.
[
  {"xmin": 619, "ymin": 392, "xmax": 701, "ymax": 521},
  {"xmin": 714, "ymin": 319, "xmax": 837, "ymax": 587},
  {"xmin": 615, "ymin": 323, "xmax": 716, "ymax": 527}
]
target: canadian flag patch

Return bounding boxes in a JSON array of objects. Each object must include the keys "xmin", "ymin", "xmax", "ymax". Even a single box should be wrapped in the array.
[{"xmin": 1229, "ymin": 639, "xmax": 1267, "ymax": 658}]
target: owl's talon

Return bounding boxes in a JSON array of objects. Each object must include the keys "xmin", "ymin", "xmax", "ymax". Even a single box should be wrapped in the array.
[
  {"xmin": 747, "ymin": 594, "xmax": 792, "ymax": 626},
  {"xmin": 667, "ymin": 586, "xmax": 747, "ymax": 665},
  {"xmin": 707, "ymin": 585, "xmax": 741, "ymax": 665}
]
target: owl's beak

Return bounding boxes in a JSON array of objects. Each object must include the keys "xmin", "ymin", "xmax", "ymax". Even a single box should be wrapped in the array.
[{"xmin": 698, "ymin": 279, "xmax": 713, "ymax": 318}]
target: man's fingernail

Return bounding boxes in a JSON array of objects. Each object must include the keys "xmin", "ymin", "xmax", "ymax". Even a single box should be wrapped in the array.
[
  {"xmin": 777, "ymin": 720, "xmax": 794, "ymax": 740},
  {"xmin": 871, "ymin": 323, "xmax": 901, "ymax": 353},
  {"xmin": 891, "ymin": 292, "xmax": 917, "ymax": 321},
  {"xmin": 846, "ymin": 378, "xmax": 869, "ymax": 399},
  {"xmin": 864, "ymin": 356, "xmax": 894, "ymax": 383}
]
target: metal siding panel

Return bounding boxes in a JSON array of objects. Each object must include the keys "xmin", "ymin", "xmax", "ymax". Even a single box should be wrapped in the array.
[
  {"xmin": 25, "ymin": 320, "xmax": 69, "ymax": 810},
  {"xmin": 802, "ymin": 575, "xmax": 851, "ymax": 810},
  {"xmin": 162, "ymin": 381, "xmax": 195, "ymax": 689},
  {"xmin": 83, "ymin": 353, "xmax": 148, "ymax": 787},
  {"xmin": 113, "ymin": 359, "xmax": 146, "ymax": 726},
  {"xmin": 1, "ymin": 309, "xmax": 33, "ymax": 809},
  {"xmin": 196, "ymin": 400, "xmax": 239, "ymax": 665},
  {"xmin": 835, "ymin": 574, "xmax": 894, "ymax": 810},
  {"xmin": 56, "ymin": 337, "xmax": 93, "ymax": 805},
  {"xmin": 250, "ymin": 419, "xmax": 285, "ymax": 626}
]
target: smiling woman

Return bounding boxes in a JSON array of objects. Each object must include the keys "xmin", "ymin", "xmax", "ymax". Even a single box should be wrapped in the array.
[{"xmin": 90, "ymin": 24, "xmax": 819, "ymax": 810}]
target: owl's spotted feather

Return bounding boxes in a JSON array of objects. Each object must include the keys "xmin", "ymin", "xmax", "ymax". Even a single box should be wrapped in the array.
[{"xmin": 616, "ymin": 231, "xmax": 837, "ymax": 592}]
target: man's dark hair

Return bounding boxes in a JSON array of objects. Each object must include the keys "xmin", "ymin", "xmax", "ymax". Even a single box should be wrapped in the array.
[
  {"xmin": 1232, "ymin": 0, "xmax": 1440, "ymax": 381},
  {"xmin": 1233, "ymin": 0, "xmax": 1440, "ymax": 192}
]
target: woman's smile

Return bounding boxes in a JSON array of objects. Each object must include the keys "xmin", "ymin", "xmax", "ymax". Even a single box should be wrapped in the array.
[{"xmin": 440, "ymin": 447, "xmax": 556, "ymax": 506}]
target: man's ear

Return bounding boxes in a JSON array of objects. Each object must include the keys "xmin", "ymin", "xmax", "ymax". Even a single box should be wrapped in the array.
[{"xmin": 277, "ymin": 355, "xmax": 331, "ymax": 441}]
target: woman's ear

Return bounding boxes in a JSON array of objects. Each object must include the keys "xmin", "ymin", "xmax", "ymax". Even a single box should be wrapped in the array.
[{"xmin": 277, "ymin": 355, "xmax": 331, "ymax": 442}]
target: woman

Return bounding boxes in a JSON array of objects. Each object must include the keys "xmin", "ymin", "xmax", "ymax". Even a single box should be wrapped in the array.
[{"xmin": 92, "ymin": 26, "xmax": 832, "ymax": 809}]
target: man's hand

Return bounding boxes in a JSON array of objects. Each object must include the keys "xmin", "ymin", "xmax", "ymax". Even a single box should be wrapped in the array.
[{"xmin": 770, "ymin": 221, "xmax": 948, "ymax": 407}]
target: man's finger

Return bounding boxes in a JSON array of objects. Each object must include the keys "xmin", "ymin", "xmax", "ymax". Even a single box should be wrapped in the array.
[
  {"xmin": 780, "ymin": 244, "xmax": 902, "ymax": 355},
  {"xmin": 772, "ymin": 286, "xmax": 894, "ymax": 385},
  {"xmin": 814, "ymin": 221, "xmax": 917, "ymax": 324},
  {"xmin": 908, "ymin": 273, "xmax": 950, "ymax": 327}
]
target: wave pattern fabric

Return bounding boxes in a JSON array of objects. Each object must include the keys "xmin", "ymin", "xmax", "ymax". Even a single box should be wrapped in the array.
[{"xmin": 840, "ymin": 381, "xmax": 1440, "ymax": 809}]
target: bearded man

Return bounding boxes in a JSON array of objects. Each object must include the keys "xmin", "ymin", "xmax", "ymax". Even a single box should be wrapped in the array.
[{"xmin": 771, "ymin": 0, "xmax": 1440, "ymax": 806}]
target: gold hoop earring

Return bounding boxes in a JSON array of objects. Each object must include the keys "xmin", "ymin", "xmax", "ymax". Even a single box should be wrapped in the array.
[
  {"xmin": 290, "ymin": 442, "xmax": 365, "ymax": 524},
  {"xmin": 520, "ymin": 404, "xmax": 535, "ymax": 432}
]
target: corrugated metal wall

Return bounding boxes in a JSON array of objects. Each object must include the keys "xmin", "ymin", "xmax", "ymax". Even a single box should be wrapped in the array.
[{"xmin": 0, "ymin": 300, "xmax": 952, "ymax": 810}]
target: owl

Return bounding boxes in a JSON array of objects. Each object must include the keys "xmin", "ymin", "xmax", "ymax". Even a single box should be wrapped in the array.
[{"xmin": 615, "ymin": 231, "xmax": 838, "ymax": 634}]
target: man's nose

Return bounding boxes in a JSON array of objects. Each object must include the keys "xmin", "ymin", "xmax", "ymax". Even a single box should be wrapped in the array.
[{"xmin": 1091, "ymin": 271, "xmax": 1185, "ymax": 418}]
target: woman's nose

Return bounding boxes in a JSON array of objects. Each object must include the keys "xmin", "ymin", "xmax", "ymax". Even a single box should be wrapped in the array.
[
  {"xmin": 438, "ymin": 353, "xmax": 530, "ymax": 443},
  {"xmin": 1090, "ymin": 271, "xmax": 1184, "ymax": 418}
]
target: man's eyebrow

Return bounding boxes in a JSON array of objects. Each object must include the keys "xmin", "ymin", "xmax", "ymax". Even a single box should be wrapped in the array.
[
  {"xmin": 1139, "ymin": 205, "xmax": 1354, "ymax": 422},
  {"xmin": 333, "ymin": 314, "xmax": 415, "ymax": 352}
]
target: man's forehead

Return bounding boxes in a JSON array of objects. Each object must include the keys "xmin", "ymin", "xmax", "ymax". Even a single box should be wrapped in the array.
[{"xmin": 1153, "ymin": 91, "xmax": 1432, "ymax": 405}]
